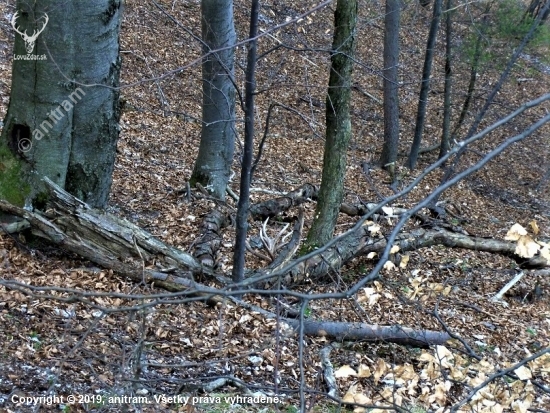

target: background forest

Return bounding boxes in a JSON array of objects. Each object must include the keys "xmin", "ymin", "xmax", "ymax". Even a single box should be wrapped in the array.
[{"xmin": 0, "ymin": 0, "xmax": 549, "ymax": 412}]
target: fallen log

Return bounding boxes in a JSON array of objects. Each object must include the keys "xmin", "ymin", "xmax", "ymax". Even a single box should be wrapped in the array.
[
  {"xmin": 284, "ymin": 320, "xmax": 451, "ymax": 347},
  {"xmin": 193, "ymin": 209, "xmax": 230, "ymax": 268},
  {"xmin": 0, "ymin": 178, "xmax": 460, "ymax": 347},
  {"xmin": 2, "ymin": 179, "xmax": 548, "ymax": 292},
  {"xmin": 245, "ymin": 224, "xmax": 549, "ymax": 286},
  {"xmin": 0, "ymin": 179, "xmax": 215, "ymax": 291}
]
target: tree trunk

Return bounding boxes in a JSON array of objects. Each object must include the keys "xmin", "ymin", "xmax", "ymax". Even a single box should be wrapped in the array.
[
  {"xmin": 190, "ymin": 0, "xmax": 236, "ymax": 200},
  {"xmin": 450, "ymin": 15, "xmax": 487, "ymax": 143},
  {"xmin": 306, "ymin": 0, "xmax": 358, "ymax": 247},
  {"xmin": 439, "ymin": 0, "xmax": 453, "ymax": 160},
  {"xmin": 232, "ymin": 0, "xmax": 259, "ymax": 283},
  {"xmin": 407, "ymin": 0, "xmax": 443, "ymax": 170},
  {"xmin": 379, "ymin": 0, "xmax": 401, "ymax": 177},
  {"xmin": 526, "ymin": 0, "xmax": 550, "ymax": 22},
  {"xmin": 0, "ymin": 0, "xmax": 122, "ymax": 208}
]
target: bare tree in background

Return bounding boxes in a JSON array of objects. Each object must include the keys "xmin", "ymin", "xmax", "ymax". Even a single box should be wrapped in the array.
[
  {"xmin": 232, "ymin": 0, "xmax": 259, "ymax": 283},
  {"xmin": 407, "ymin": 0, "xmax": 443, "ymax": 169},
  {"xmin": 439, "ymin": 0, "xmax": 453, "ymax": 160}
]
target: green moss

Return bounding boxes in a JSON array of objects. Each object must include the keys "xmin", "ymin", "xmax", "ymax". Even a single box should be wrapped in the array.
[
  {"xmin": 0, "ymin": 145, "xmax": 30, "ymax": 206},
  {"xmin": 297, "ymin": 243, "xmax": 317, "ymax": 257},
  {"xmin": 33, "ymin": 190, "xmax": 49, "ymax": 210},
  {"xmin": 460, "ymin": 0, "xmax": 550, "ymax": 72}
]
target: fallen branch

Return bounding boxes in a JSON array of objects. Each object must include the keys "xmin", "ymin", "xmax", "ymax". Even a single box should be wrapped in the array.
[
  {"xmin": 249, "ymin": 183, "xmax": 317, "ymax": 219},
  {"xmin": 490, "ymin": 271, "xmax": 525, "ymax": 304},
  {"xmin": 319, "ymin": 344, "xmax": 339, "ymax": 398},
  {"xmin": 285, "ymin": 320, "xmax": 450, "ymax": 347},
  {"xmin": 193, "ymin": 209, "xmax": 230, "ymax": 268}
]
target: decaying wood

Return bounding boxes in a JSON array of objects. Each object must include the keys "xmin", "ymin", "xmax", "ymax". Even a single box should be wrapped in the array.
[
  {"xmin": 249, "ymin": 183, "xmax": 317, "ymax": 219},
  {"xmin": 268, "ymin": 208, "xmax": 304, "ymax": 272},
  {"xmin": 0, "ymin": 179, "xmax": 213, "ymax": 291},
  {"xmin": 2, "ymin": 179, "xmax": 548, "ymax": 290},
  {"xmin": 246, "ymin": 223, "xmax": 549, "ymax": 287},
  {"xmin": 319, "ymin": 345, "xmax": 339, "ymax": 398},
  {"xmin": 193, "ymin": 209, "xmax": 230, "ymax": 268}
]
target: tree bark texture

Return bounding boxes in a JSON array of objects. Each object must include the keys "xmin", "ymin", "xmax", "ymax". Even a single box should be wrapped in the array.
[
  {"xmin": 190, "ymin": 0, "xmax": 236, "ymax": 200},
  {"xmin": 306, "ymin": 0, "xmax": 358, "ymax": 247},
  {"xmin": 0, "ymin": 0, "xmax": 122, "ymax": 208},
  {"xmin": 232, "ymin": 0, "xmax": 259, "ymax": 283},
  {"xmin": 379, "ymin": 0, "xmax": 401, "ymax": 171}
]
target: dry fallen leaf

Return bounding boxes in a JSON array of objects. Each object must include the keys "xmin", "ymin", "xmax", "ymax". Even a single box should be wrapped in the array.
[
  {"xmin": 399, "ymin": 254, "xmax": 409, "ymax": 268},
  {"xmin": 529, "ymin": 220, "xmax": 539, "ymax": 235},
  {"xmin": 373, "ymin": 358, "xmax": 387, "ymax": 384},
  {"xmin": 515, "ymin": 235, "xmax": 540, "ymax": 258},
  {"xmin": 505, "ymin": 223, "xmax": 528, "ymax": 241},
  {"xmin": 357, "ymin": 364, "xmax": 371, "ymax": 378},
  {"xmin": 383, "ymin": 261, "xmax": 395, "ymax": 272},
  {"xmin": 513, "ymin": 365, "xmax": 532, "ymax": 380},
  {"xmin": 381, "ymin": 206, "xmax": 393, "ymax": 216},
  {"xmin": 368, "ymin": 223, "xmax": 381, "ymax": 235},
  {"xmin": 335, "ymin": 365, "xmax": 357, "ymax": 378}
]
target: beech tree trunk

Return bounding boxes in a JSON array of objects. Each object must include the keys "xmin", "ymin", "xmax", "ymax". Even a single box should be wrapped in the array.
[
  {"xmin": 379, "ymin": 0, "xmax": 401, "ymax": 175},
  {"xmin": 0, "ymin": 0, "xmax": 122, "ymax": 208},
  {"xmin": 190, "ymin": 0, "xmax": 236, "ymax": 200},
  {"xmin": 306, "ymin": 0, "xmax": 358, "ymax": 247}
]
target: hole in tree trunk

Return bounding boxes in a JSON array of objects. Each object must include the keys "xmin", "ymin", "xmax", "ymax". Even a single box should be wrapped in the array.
[{"xmin": 9, "ymin": 123, "xmax": 32, "ymax": 154}]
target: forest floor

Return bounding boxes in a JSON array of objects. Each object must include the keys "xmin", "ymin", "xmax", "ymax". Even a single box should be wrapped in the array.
[{"xmin": 0, "ymin": 0, "xmax": 549, "ymax": 412}]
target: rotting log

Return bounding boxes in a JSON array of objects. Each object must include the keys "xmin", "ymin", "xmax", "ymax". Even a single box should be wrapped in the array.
[
  {"xmin": 1, "ymin": 179, "xmax": 548, "ymax": 290},
  {"xmin": 244, "ymin": 225, "xmax": 550, "ymax": 287},
  {"xmin": 193, "ymin": 209, "xmax": 230, "ymax": 268},
  {"xmin": 0, "ymin": 178, "xmax": 214, "ymax": 291},
  {"xmin": 249, "ymin": 183, "xmax": 318, "ymax": 219}
]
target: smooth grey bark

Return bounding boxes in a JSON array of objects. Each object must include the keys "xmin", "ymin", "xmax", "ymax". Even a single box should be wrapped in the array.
[
  {"xmin": 306, "ymin": 0, "xmax": 357, "ymax": 247},
  {"xmin": 0, "ymin": 0, "xmax": 122, "ymax": 208},
  {"xmin": 407, "ymin": 0, "xmax": 443, "ymax": 170},
  {"xmin": 379, "ymin": 0, "xmax": 401, "ymax": 178},
  {"xmin": 232, "ymin": 0, "xmax": 259, "ymax": 283},
  {"xmin": 439, "ymin": 0, "xmax": 452, "ymax": 160},
  {"xmin": 190, "ymin": 0, "xmax": 236, "ymax": 200}
]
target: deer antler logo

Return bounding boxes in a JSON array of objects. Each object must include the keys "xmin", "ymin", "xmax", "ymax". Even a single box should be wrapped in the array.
[{"xmin": 10, "ymin": 11, "xmax": 49, "ymax": 54}]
